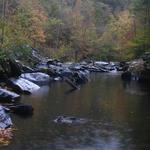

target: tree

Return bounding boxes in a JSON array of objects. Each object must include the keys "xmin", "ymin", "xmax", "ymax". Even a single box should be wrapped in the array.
[
  {"xmin": 100, "ymin": 10, "xmax": 134, "ymax": 60},
  {"xmin": 130, "ymin": 0, "xmax": 150, "ymax": 56}
]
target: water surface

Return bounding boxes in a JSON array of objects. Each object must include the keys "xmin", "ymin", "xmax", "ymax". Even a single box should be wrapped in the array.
[{"xmin": 2, "ymin": 73, "xmax": 150, "ymax": 150}]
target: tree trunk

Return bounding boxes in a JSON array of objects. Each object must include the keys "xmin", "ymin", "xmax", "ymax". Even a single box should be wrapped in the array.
[{"xmin": 1, "ymin": 0, "xmax": 6, "ymax": 46}]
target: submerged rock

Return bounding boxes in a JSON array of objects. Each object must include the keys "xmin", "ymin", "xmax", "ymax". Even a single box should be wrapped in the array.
[
  {"xmin": 0, "ymin": 88, "xmax": 20, "ymax": 103},
  {"xmin": 21, "ymin": 72, "xmax": 51, "ymax": 85},
  {"xmin": 8, "ymin": 78, "xmax": 40, "ymax": 94},
  {"xmin": 54, "ymin": 116, "xmax": 88, "ymax": 125},
  {"xmin": 0, "ymin": 105, "xmax": 12, "ymax": 129}
]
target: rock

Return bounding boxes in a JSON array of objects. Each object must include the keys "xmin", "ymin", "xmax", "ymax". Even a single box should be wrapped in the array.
[
  {"xmin": 0, "ymin": 105, "xmax": 12, "ymax": 129},
  {"xmin": 142, "ymin": 52, "xmax": 150, "ymax": 62},
  {"xmin": 95, "ymin": 62, "xmax": 118, "ymax": 73},
  {"xmin": 54, "ymin": 77, "xmax": 62, "ymax": 81},
  {"xmin": 7, "ymin": 78, "xmax": 40, "ymax": 94},
  {"xmin": 21, "ymin": 72, "xmax": 51, "ymax": 85},
  {"xmin": 121, "ymin": 52, "xmax": 150, "ymax": 82},
  {"xmin": 0, "ymin": 88, "xmax": 20, "ymax": 103},
  {"xmin": 119, "ymin": 61, "xmax": 129, "ymax": 71},
  {"xmin": 9, "ymin": 59, "xmax": 22, "ymax": 77},
  {"xmin": 47, "ymin": 59, "xmax": 62, "ymax": 66},
  {"xmin": 0, "ymin": 59, "xmax": 21, "ymax": 80},
  {"xmin": 54, "ymin": 116, "xmax": 88, "ymax": 125}
]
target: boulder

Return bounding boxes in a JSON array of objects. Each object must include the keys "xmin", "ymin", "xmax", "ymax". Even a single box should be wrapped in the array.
[
  {"xmin": 0, "ymin": 88, "xmax": 20, "ymax": 103},
  {"xmin": 21, "ymin": 72, "xmax": 51, "ymax": 85},
  {"xmin": 121, "ymin": 53, "xmax": 150, "ymax": 82},
  {"xmin": 0, "ymin": 59, "xmax": 21, "ymax": 80},
  {"xmin": 7, "ymin": 78, "xmax": 40, "ymax": 94}
]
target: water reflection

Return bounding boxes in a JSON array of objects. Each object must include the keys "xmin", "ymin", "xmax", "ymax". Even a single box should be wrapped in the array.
[{"xmin": 2, "ymin": 73, "xmax": 150, "ymax": 150}]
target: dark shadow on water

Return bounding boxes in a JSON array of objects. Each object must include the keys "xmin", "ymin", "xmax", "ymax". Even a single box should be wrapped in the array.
[{"xmin": 65, "ymin": 89, "xmax": 78, "ymax": 95}]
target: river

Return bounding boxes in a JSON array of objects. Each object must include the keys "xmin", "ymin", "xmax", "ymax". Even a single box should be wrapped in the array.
[{"xmin": 2, "ymin": 73, "xmax": 150, "ymax": 150}]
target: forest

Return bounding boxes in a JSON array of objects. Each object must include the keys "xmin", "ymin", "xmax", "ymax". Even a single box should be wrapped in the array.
[
  {"xmin": 0, "ymin": 0, "xmax": 150, "ymax": 61},
  {"xmin": 0, "ymin": 0, "xmax": 150, "ymax": 148}
]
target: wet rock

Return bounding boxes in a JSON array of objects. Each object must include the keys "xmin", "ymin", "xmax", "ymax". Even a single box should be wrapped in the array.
[
  {"xmin": 54, "ymin": 77, "xmax": 62, "ymax": 81},
  {"xmin": 54, "ymin": 116, "xmax": 88, "ymax": 125},
  {"xmin": 95, "ymin": 61, "xmax": 109, "ymax": 66},
  {"xmin": 82, "ymin": 61, "xmax": 118, "ymax": 73},
  {"xmin": 7, "ymin": 78, "xmax": 40, "ymax": 94},
  {"xmin": 0, "ymin": 105, "xmax": 12, "ymax": 129},
  {"xmin": 72, "ymin": 71, "xmax": 88, "ymax": 84},
  {"xmin": 47, "ymin": 59, "xmax": 62, "ymax": 67},
  {"xmin": 46, "ymin": 65, "xmax": 61, "ymax": 77},
  {"xmin": 119, "ymin": 61, "xmax": 129, "ymax": 71},
  {"xmin": 0, "ymin": 88, "xmax": 20, "ymax": 103},
  {"xmin": 21, "ymin": 72, "xmax": 51, "ymax": 85},
  {"xmin": 9, "ymin": 59, "xmax": 22, "ymax": 77},
  {"xmin": 94, "ymin": 61, "xmax": 117, "ymax": 73}
]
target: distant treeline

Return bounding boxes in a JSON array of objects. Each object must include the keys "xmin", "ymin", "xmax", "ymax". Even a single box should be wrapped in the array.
[{"xmin": 0, "ymin": 0, "xmax": 150, "ymax": 61}]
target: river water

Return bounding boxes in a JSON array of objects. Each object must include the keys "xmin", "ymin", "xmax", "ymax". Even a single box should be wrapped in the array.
[{"xmin": 2, "ymin": 73, "xmax": 150, "ymax": 150}]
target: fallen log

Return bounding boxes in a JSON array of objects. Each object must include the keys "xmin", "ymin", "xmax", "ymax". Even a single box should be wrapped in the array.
[{"xmin": 64, "ymin": 77, "xmax": 80, "ymax": 90}]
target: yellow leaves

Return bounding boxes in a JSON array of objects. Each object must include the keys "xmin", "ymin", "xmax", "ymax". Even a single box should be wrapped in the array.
[
  {"xmin": 17, "ymin": 0, "xmax": 47, "ymax": 44},
  {"xmin": 99, "ymin": 10, "xmax": 136, "ymax": 60}
]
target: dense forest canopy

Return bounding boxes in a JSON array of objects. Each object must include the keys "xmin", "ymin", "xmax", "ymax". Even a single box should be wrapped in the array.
[{"xmin": 0, "ymin": 0, "xmax": 150, "ymax": 61}]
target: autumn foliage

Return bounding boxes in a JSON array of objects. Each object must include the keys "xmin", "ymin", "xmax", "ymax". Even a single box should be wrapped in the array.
[{"xmin": 0, "ymin": 0, "xmax": 149, "ymax": 61}]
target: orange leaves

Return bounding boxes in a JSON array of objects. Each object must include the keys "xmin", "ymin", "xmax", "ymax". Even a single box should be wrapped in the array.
[{"xmin": 18, "ymin": 0, "xmax": 47, "ymax": 44}]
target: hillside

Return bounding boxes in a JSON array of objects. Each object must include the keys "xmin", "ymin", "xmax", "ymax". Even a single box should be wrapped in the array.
[{"xmin": 0, "ymin": 0, "xmax": 149, "ymax": 61}]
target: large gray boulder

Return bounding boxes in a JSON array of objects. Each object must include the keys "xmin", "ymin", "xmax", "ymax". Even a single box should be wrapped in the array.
[
  {"xmin": 8, "ymin": 78, "xmax": 40, "ymax": 94},
  {"xmin": 0, "ymin": 88, "xmax": 20, "ymax": 102},
  {"xmin": 21, "ymin": 72, "xmax": 50, "ymax": 85}
]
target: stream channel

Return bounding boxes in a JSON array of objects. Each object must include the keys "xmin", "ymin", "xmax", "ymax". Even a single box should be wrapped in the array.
[{"xmin": 3, "ymin": 73, "xmax": 150, "ymax": 150}]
